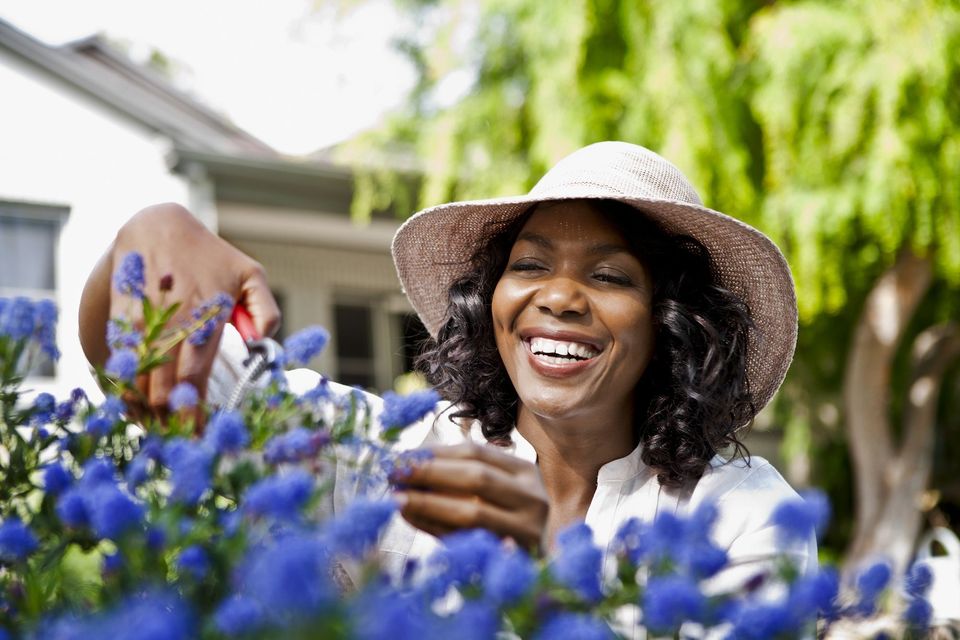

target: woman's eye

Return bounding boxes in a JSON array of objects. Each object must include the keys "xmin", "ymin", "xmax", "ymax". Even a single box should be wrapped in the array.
[
  {"xmin": 593, "ymin": 272, "xmax": 632, "ymax": 286},
  {"xmin": 509, "ymin": 261, "xmax": 546, "ymax": 273}
]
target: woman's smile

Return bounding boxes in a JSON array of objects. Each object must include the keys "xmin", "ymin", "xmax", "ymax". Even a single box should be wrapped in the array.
[{"xmin": 492, "ymin": 201, "xmax": 655, "ymax": 424}]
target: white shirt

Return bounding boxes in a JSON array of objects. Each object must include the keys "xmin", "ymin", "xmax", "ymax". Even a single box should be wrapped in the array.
[{"xmin": 210, "ymin": 326, "xmax": 817, "ymax": 636}]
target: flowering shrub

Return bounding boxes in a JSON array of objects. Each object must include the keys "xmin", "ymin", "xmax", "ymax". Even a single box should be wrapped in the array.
[{"xmin": 0, "ymin": 255, "xmax": 938, "ymax": 639}]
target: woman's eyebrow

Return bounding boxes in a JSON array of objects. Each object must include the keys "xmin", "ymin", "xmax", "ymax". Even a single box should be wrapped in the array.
[
  {"xmin": 515, "ymin": 232, "xmax": 553, "ymax": 249},
  {"xmin": 516, "ymin": 233, "xmax": 633, "ymax": 258},
  {"xmin": 586, "ymin": 243, "xmax": 632, "ymax": 257}
]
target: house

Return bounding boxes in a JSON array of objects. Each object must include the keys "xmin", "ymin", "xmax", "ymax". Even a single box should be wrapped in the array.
[{"xmin": 0, "ymin": 18, "xmax": 421, "ymax": 400}]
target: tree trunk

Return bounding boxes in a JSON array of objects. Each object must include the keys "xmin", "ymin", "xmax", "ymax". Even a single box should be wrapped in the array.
[{"xmin": 842, "ymin": 252, "xmax": 960, "ymax": 574}]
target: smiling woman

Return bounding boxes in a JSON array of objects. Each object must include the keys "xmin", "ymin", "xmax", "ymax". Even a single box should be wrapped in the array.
[{"xmin": 79, "ymin": 141, "xmax": 815, "ymax": 603}]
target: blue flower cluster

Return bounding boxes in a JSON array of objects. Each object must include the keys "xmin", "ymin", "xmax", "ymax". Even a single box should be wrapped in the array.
[
  {"xmin": 263, "ymin": 426, "xmax": 327, "ymax": 464},
  {"xmin": 203, "ymin": 410, "xmax": 249, "ymax": 454},
  {"xmin": 0, "ymin": 296, "xmax": 60, "ymax": 360},
  {"xmin": 106, "ymin": 318, "xmax": 142, "ymax": 350},
  {"xmin": 379, "ymin": 388, "xmax": 440, "ymax": 432},
  {"xmin": 1, "ymin": 291, "xmax": 941, "ymax": 640},
  {"xmin": 112, "ymin": 252, "xmax": 146, "ymax": 299},
  {"xmin": 282, "ymin": 325, "xmax": 330, "ymax": 365},
  {"xmin": 55, "ymin": 458, "xmax": 144, "ymax": 540},
  {"xmin": 105, "ymin": 348, "xmax": 139, "ymax": 382},
  {"xmin": 186, "ymin": 292, "xmax": 233, "ymax": 346},
  {"xmin": 0, "ymin": 518, "xmax": 39, "ymax": 562}
]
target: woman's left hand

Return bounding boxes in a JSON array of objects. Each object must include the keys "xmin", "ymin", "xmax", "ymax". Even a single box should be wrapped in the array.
[{"xmin": 393, "ymin": 442, "xmax": 550, "ymax": 553}]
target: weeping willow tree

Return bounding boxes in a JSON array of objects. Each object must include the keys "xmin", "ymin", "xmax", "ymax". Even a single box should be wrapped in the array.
[{"xmin": 341, "ymin": 0, "xmax": 960, "ymax": 571}]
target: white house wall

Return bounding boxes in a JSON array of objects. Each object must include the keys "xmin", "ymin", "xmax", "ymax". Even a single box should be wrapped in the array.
[
  {"xmin": 0, "ymin": 48, "xmax": 195, "ymax": 399},
  {"xmin": 218, "ymin": 200, "xmax": 409, "ymax": 390}
]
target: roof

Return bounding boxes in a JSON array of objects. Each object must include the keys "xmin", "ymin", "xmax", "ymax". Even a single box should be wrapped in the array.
[{"xmin": 0, "ymin": 18, "xmax": 276, "ymax": 157}]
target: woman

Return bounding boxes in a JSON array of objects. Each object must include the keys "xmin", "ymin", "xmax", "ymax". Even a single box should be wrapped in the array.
[{"xmin": 79, "ymin": 142, "xmax": 814, "ymax": 583}]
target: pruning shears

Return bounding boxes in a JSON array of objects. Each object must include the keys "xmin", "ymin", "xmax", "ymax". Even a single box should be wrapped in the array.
[{"xmin": 225, "ymin": 304, "xmax": 283, "ymax": 410}]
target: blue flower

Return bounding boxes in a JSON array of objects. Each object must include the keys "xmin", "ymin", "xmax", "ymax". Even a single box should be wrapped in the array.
[
  {"xmin": 350, "ymin": 586, "xmax": 433, "ymax": 640},
  {"xmin": 186, "ymin": 292, "xmax": 233, "ymax": 346},
  {"xmin": 146, "ymin": 526, "xmax": 167, "ymax": 551},
  {"xmin": 31, "ymin": 392, "xmax": 56, "ymax": 425},
  {"xmin": 105, "ymin": 349, "xmax": 139, "ymax": 382},
  {"xmin": 0, "ymin": 297, "xmax": 35, "ymax": 340},
  {"xmin": 103, "ymin": 551, "xmax": 123, "ymax": 573},
  {"xmin": 177, "ymin": 546, "xmax": 210, "ymax": 580},
  {"xmin": 90, "ymin": 590, "xmax": 195, "ymax": 640},
  {"xmin": 239, "ymin": 534, "xmax": 335, "ymax": 623},
  {"xmin": 56, "ymin": 489, "xmax": 90, "ymax": 528},
  {"xmin": 301, "ymin": 377, "xmax": 331, "ymax": 404},
  {"xmin": 534, "ymin": 613, "xmax": 614, "ymax": 640},
  {"xmin": 856, "ymin": 560, "xmax": 892, "ymax": 599},
  {"xmin": 113, "ymin": 252, "xmax": 145, "ymax": 299},
  {"xmin": 904, "ymin": 562, "xmax": 933, "ymax": 597},
  {"xmin": 203, "ymin": 410, "xmax": 249, "ymax": 454},
  {"xmin": 106, "ymin": 319, "xmax": 142, "ymax": 350},
  {"xmin": 32, "ymin": 299, "xmax": 60, "ymax": 359},
  {"xmin": 163, "ymin": 439, "xmax": 215, "ymax": 505},
  {"xmin": 54, "ymin": 400, "xmax": 76, "ymax": 422},
  {"xmin": 612, "ymin": 517, "xmax": 647, "ymax": 563},
  {"xmin": 86, "ymin": 484, "xmax": 144, "ymax": 540},
  {"xmin": 324, "ymin": 498, "xmax": 396, "ymax": 558},
  {"xmin": 43, "ymin": 462, "xmax": 74, "ymax": 495},
  {"xmin": 771, "ymin": 489, "xmax": 831, "ymax": 543},
  {"xmin": 903, "ymin": 597, "xmax": 933, "ymax": 630},
  {"xmin": 282, "ymin": 326, "xmax": 330, "ymax": 365},
  {"xmin": 787, "ymin": 568, "xmax": 839, "ymax": 622},
  {"xmin": 101, "ymin": 395, "xmax": 126, "ymax": 420},
  {"xmin": 727, "ymin": 602, "xmax": 790, "ymax": 639},
  {"xmin": 851, "ymin": 560, "xmax": 892, "ymax": 616},
  {"xmin": 85, "ymin": 414, "xmax": 113, "ymax": 439},
  {"xmin": 484, "ymin": 547, "xmax": 537, "ymax": 604},
  {"xmin": 263, "ymin": 427, "xmax": 324, "ymax": 464},
  {"xmin": 167, "ymin": 382, "xmax": 199, "ymax": 411},
  {"xmin": 214, "ymin": 595, "xmax": 264, "ymax": 636},
  {"xmin": 443, "ymin": 600, "xmax": 499, "ymax": 640},
  {"xmin": 125, "ymin": 454, "xmax": 152, "ymax": 490},
  {"xmin": 642, "ymin": 575, "xmax": 707, "ymax": 632},
  {"xmin": 379, "ymin": 389, "xmax": 440, "ymax": 431},
  {"xmin": 551, "ymin": 523, "xmax": 603, "ymax": 602},
  {"xmin": 384, "ymin": 448, "xmax": 434, "ymax": 485},
  {"xmin": 243, "ymin": 470, "xmax": 315, "ymax": 522},
  {"xmin": 0, "ymin": 518, "xmax": 39, "ymax": 561},
  {"xmin": 81, "ymin": 458, "xmax": 117, "ymax": 486},
  {"xmin": 430, "ymin": 529, "xmax": 501, "ymax": 589}
]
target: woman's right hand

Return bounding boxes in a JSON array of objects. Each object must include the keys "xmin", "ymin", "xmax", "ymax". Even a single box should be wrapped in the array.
[{"xmin": 79, "ymin": 202, "xmax": 280, "ymax": 416}]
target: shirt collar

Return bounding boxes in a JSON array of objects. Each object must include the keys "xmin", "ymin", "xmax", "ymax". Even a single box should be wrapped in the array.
[{"xmin": 508, "ymin": 428, "xmax": 649, "ymax": 484}]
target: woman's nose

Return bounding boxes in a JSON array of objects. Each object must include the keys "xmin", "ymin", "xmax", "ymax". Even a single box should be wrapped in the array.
[{"xmin": 534, "ymin": 276, "xmax": 588, "ymax": 316}]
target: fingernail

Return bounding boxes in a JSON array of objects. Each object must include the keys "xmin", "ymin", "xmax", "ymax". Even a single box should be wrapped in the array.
[{"xmin": 393, "ymin": 492, "xmax": 408, "ymax": 508}]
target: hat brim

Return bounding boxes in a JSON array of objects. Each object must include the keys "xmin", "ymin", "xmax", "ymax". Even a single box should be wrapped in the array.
[{"xmin": 391, "ymin": 193, "xmax": 797, "ymax": 417}]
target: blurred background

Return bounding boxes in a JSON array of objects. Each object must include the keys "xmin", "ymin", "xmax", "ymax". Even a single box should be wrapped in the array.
[{"xmin": 2, "ymin": 0, "xmax": 958, "ymax": 590}]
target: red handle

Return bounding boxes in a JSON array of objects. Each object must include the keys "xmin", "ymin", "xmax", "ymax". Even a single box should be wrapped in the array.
[{"xmin": 230, "ymin": 304, "xmax": 261, "ymax": 342}]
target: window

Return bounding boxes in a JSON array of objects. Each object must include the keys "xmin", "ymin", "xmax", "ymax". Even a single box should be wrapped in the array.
[
  {"xmin": 333, "ymin": 303, "xmax": 376, "ymax": 389},
  {"xmin": 331, "ymin": 297, "xmax": 429, "ymax": 393},
  {"xmin": 0, "ymin": 201, "xmax": 67, "ymax": 377}
]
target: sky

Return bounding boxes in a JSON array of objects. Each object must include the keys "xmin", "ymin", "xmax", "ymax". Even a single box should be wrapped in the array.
[{"xmin": 1, "ymin": 0, "xmax": 418, "ymax": 154}]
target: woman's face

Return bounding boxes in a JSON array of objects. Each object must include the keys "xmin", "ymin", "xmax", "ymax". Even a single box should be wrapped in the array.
[{"xmin": 491, "ymin": 201, "xmax": 655, "ymax": 424}]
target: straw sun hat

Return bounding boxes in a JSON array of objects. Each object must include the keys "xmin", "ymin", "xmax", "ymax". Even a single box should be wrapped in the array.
[{"xmin": 391, "ymin": 141, "xmax": 797, "ymax": 416}]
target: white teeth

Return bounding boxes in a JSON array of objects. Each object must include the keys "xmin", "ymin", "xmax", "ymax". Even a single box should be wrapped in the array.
[{"xmin": 528, "ymin": 337, "xmax": 600, "ymax": 360}]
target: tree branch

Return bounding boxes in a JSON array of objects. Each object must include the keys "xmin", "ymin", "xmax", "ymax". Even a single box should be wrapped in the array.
[{"xmin": 844, "ymin": 251, "xmax": 933, "ymax": 561}]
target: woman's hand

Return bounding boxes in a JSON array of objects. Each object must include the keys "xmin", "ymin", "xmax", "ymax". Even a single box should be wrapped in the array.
[
  {"xmin": 79, "ymin": 202, "xmax": 280, "ymax": 416},
  {"xmin": 393, "ymin": 442, "xmax": 550, "ymax": 553}
]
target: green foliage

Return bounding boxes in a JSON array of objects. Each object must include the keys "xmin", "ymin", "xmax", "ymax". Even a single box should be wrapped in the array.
[
  {"xmin": 343, "ymin": 0, "xmax": 960, "ymax": 551},
  {"xmin": 351, "ymin": 0, "xmax": 960, "ymax": 319}
]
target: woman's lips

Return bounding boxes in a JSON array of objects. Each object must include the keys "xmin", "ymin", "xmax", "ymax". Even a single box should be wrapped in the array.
[{"xmin": 522, "ymin": 337, "xmax": 601, "ymax": 378}]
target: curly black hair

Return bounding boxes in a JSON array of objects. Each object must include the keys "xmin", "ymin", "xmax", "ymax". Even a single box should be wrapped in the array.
[{"xmin": 417, "ymin": 200, "xmax": 755, "ymax": 487}]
